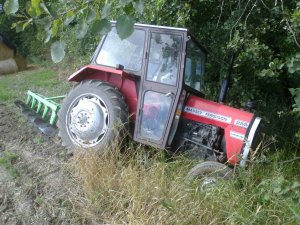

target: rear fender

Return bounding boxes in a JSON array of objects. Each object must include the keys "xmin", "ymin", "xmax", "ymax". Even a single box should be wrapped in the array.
[{"xmin": 68, "ymin": 65, "xmax": 138, "ymax": 120}]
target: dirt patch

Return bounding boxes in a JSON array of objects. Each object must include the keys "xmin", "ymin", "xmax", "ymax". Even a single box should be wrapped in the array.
[
  {"xmin": 0, "ymin": 103, "xmax": 81, "ymax": 224},
  {"xmin": 0, "ymin": 103, "xmax": 32, "ymax": 142}
]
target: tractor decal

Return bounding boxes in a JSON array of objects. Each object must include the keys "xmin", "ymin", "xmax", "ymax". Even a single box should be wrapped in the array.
[
  {"xmin": 229, "ymin": 131, "xmax": 245, "ymax": 141},
  {"xmin": 184, "ymin": 106, "xmax": 232, "ymax": 124},
  {"xmin": 234, "ymin": 119, "xmax": 250, "ymax": 129}
]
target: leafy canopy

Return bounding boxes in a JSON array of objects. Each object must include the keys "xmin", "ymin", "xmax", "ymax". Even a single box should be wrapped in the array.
[{"xmin": 4, "ymin": 0, "xmax": 144, "ymax": 63}]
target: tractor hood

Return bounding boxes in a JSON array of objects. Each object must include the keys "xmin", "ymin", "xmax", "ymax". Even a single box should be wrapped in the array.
[{"xmin": 182, "ymin": 95, "xmax": 261, "ymax": 165}]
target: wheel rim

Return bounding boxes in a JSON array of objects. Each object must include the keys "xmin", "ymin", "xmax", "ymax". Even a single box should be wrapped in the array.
[
  {"xmin": 66, "ymin": 93, "xmax": 109, "ymax": 147},
  {"xmin": 200, "ymin": 176, "xmax": 218, "ymax": 191}
]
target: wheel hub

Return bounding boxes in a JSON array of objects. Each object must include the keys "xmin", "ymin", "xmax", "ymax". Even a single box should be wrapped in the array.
[
  {"xmin": 201, "ymin": 177, "xmax": 217, "ymax": 191},
  {"xmin": 68, "ymin": 95, "xmax": 109, "ymax": 147}
]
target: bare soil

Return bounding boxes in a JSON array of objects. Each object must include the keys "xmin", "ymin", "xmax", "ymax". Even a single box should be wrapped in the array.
[{"xmin": 0, "ymin": 103, "xmax": 79, "ymax": 224}]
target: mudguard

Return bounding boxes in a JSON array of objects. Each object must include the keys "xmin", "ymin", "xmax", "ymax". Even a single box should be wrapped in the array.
[{"xmin": 68, "ymin": 64, "xmax": 138, "ymax": 120}]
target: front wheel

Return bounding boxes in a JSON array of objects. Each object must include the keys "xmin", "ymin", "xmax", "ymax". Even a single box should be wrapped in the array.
[
  {"xmin": 186, "ymin": 161, "xmax": 233, "ymax": 191},
  {"xmin": 58, "ymin": 80, "xmax": 128, "ymax": 152}
]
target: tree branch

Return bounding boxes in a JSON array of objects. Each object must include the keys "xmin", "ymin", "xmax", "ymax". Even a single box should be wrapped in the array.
[
  {"xmin": 244, "ymin": 0, "xmax": 257, "ymax": 27},
  {"xmin": 229, "ymin": 0, "xmax": 251, "ymax": 41},
  {"xmin": 280, "ymin": 0, "xmax": 300, "ymax": 49},
  {"xmin": 216, "ymin": 0, "xmax": 225, "ymax": 30},
  {"xmin": 259, "ymin": 0, "xmax": 271, "ymax": 10}
]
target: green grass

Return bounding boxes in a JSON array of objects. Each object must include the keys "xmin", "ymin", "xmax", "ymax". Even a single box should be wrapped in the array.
[
  {"xmin": 0, "ymin": 68, "xmax": 71, "ymax": 103},
  {"xmin": 0, "ymin": 150, "xmax": 19, "ymax": 178}
]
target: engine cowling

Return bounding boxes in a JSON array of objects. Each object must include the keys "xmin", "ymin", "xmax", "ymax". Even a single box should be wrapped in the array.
[{"xmin": 179, "ymin": 95, "xmax": 261, "ymax": 165}]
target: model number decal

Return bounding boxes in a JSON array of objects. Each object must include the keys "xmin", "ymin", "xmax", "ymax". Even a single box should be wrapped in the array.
[
  {"xmin": 230, "ymin": 131, "xmax": 245, "ymax": 141},
  {"xmin": 234, "ymin": 119, "xmax": 249, "ymax": 129},
  {"xmin": 184, "ymin": 107, "xmax": 232, "ymax": 124}
]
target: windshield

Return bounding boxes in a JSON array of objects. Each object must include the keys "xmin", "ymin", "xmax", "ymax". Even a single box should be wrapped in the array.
[
  {"xmin": 184, "ymin": 39, "xmax": 206, "ymax": 92},
  {"xmin": 96, "ymin": 28, "xmax": 146, "ymax": 71}
]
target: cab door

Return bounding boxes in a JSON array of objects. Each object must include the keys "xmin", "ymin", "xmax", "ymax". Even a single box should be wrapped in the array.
[{"xmin": 134, "ymin": 31, "xmax": 185, "ymax": 148}]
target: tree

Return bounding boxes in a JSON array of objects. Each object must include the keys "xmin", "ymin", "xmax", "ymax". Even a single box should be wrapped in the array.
[{"xmin": 3, "ymin": 0, "xmax": 144, "ymax": 62}]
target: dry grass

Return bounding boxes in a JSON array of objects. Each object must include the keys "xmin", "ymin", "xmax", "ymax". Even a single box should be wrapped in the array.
[
  {"xmin": 73, "ymin": 147, "xmax": 205, "ymax": 224},
  {"xmin": 70, "ymin": 145, "xmax": 300, "ymax": 225}
]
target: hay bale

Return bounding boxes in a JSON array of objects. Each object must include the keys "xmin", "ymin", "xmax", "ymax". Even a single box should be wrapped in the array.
[
  {"xmin": 0, "ymin": 58, "xmax": 18, "ymax": 75},
  {"xmin": 0, "ymin": 42, "xmax": 14, "ymax": 60}
]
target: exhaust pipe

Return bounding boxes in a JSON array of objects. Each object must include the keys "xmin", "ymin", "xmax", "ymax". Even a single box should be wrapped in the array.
[{"xmin": 218, "ymin": 55, "xmax": 235, "ymax": 103}]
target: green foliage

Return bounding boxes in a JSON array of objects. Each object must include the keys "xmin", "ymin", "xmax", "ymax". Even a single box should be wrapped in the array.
[
  {"xmin": 116, "ymin": 15, "xmax": 134, "ymax": 39},
  {"xmin": 91, "ymin": 19, "xmax": 111, "ymax": 36},
  {"xmin": 141, "ymin": 0, "xmax": 191, "ymax": 26},
  {"xmin": 256, "ymin": 175, "xmax": 300, "ymax": 204},
  {"xmin": 290, "ymin": 87, "xmax": 300, "ymax": 111},
  {"xmin": 3, "ymin": 0, "xmax": 19, "ymax": 14},
  {"xmin": 3, "ymin": 0, "xmax": 146, "ymax": 62},
  {"xmin": 76, "ymin": 22, "xmax": 88, "ymax": 39},
  {"xmin": 51, "ymin": 41, "xmax": 66, "ymax": 63},
  {"xmin": 134, "ymin": 0, "xmax": 144, "ymax": 14},
  {"xmin": 287, "ymin": 53, "xmax": 300, "ymax": 74}
]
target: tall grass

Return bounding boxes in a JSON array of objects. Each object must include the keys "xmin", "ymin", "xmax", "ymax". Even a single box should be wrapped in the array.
[{"xmin": 71, "ymin": 145, "xmax": 300, "ymax": 224}]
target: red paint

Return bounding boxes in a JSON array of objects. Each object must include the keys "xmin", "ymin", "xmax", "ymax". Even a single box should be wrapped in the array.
[
  {"xmin": 182, "ymin": 95, "xmax": 254, "ymax": 164},
  {"xmin": 68, "ymin": 65, "xmax": 138, "ymax": 120}
]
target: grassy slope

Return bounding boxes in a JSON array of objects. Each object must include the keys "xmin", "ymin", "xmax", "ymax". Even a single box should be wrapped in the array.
[
  {"xmin": 0, "ymin": 67, "xmax": 71, "ymax": 103},
  {"xmin": 0, "ymin": 68, "xmax": 300, "ymax": 224}
]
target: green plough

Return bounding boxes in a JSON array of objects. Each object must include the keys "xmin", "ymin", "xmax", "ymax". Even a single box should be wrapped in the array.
[{"xmin": 15, "ymin": 90, "xmax": 64, "ymax": 136}]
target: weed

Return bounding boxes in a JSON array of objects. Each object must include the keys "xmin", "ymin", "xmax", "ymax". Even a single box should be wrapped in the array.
[
  {"xmin": 35, "ymin": 195, "xmax": 44, "ymax": 206},
  {"xmin": 33, "ymin": 136, "xmax": 43, "ymax": 145},
  {"xmin": 0, "ymin": 150, "xmax": 19, "ymax": 178}
]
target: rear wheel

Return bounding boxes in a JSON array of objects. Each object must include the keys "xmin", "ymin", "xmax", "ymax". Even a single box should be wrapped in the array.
[
  {"xmin": 58, "ymin": 80, "xmax": 128, "ymax": 152},
  {"xmin": 186, "ymin": 161, "xmax": 233, "ymax": 191}
]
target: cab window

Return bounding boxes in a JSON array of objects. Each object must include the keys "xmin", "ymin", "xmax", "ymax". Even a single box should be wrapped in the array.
[
  {"xmin": 146, "ymin": 33, "xmax": 181, "ymax": 86},
  {"xmin": 184, "ymin": 40, "xmax": 205, "ymax": 92},
  {"xmin": 96, "ymin": 28, "xmax": 146, "ymax": 71}
]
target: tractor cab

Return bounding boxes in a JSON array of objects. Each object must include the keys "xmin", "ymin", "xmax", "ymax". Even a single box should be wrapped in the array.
[{"xmin": 93, "ymin": 24, "xmax": 207, "ymax": 148}]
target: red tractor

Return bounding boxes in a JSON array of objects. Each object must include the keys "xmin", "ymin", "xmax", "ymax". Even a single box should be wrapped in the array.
[{"xmin": 19, "ymin": 23, "xmax": 262, "ymax": 185}]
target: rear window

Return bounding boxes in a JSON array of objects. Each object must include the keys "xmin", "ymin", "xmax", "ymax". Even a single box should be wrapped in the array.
[
  {"xmin": 184, "ymin": 40, "xmax": 206, "ymax": 92},
  {"xmin": 96, "ymin": 28, "xmax": 146, "ymax": 71}
]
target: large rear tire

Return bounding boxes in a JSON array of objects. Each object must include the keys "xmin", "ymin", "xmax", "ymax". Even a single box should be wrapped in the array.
[{"xmin": 58, "ymin": 80, "xmax": 128, "ymax": 152}]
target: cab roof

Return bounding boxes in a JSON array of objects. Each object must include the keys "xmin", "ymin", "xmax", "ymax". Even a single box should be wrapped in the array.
[
  {"xmin": 111, "ymin": 21, "xmax": 188, "ymax": 32},
  {"xmin": 110, "ymin": 21, "xmax": 207, "ymax": 54},
  {"xmin": 133, "ymin": 23, "xmax": 188, "ymax": 32}
]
